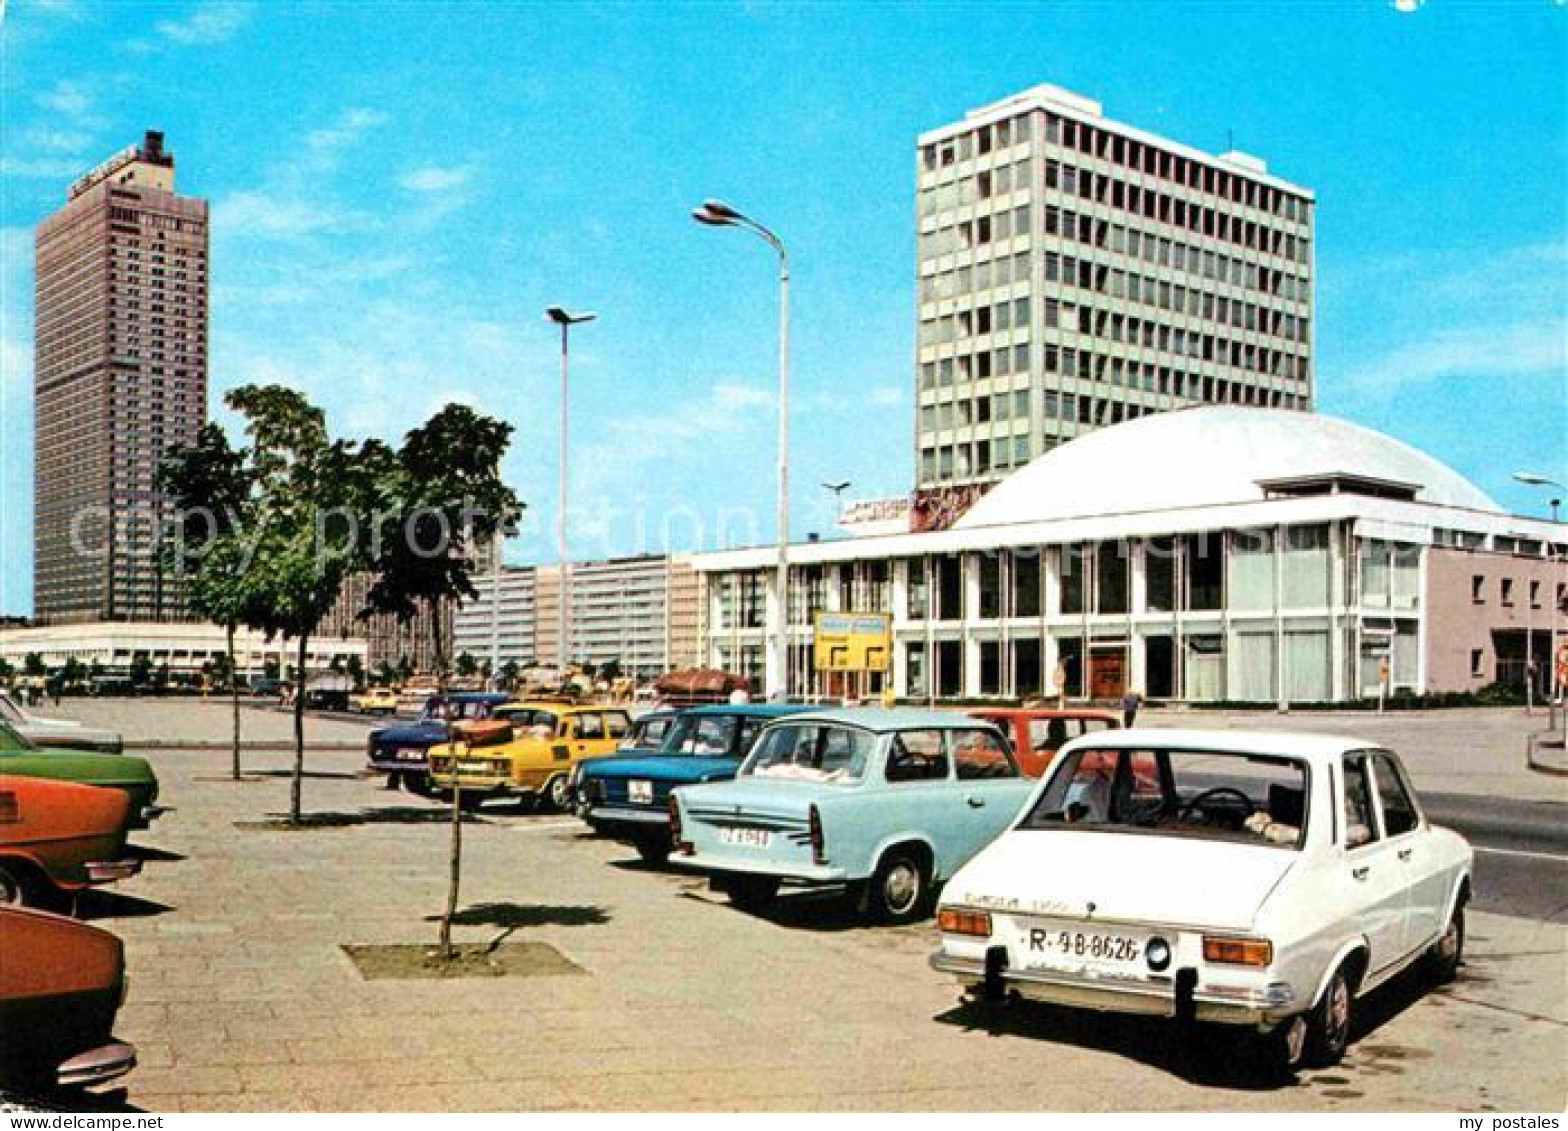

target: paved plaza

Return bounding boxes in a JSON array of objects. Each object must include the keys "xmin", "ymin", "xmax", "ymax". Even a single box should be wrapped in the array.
[{"xmin": 26, "ymin": 701, "xmax": 1568, "ymax": 1111}]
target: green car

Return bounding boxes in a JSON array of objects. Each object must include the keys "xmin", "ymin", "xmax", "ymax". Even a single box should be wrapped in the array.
[{"xmin": 0, "ymin": 720, "xmax": 165, "ymax": 830}]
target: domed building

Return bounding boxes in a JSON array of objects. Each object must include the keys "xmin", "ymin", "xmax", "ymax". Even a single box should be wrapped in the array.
[{"xmin": 694, "ymin": 407, "xmax": 1564, "ymax": 704}]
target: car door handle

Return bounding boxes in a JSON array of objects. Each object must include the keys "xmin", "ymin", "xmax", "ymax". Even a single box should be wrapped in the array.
[
  {"xmin": 1352, "ymin": 866, "xmax": 1370, "ymax": 881},
  {"xmin": 966, "ymin": 797, "xmax": 986, "ymax": 808},
  {"xmin": 1397, "ymin": 848, "xmax": 1412, "ymax": 862}
]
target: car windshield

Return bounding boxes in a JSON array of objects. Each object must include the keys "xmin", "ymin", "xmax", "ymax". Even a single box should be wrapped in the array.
[
  {"xmin": 1021, "ymin": 746, "xmax": 1310, "ymax": 849},
  {"xmin": 622, "ymin": 715, "xmax": 671, "ymax": 749},
  {"xmin": 493, "ymin": 707, "xmax": 559, "ymax": 739},
  {"xmin": 661, "ymin": 714, "xmax": 740, "ymax": 757},
  {"xmin": 741, "ymin": 723, "xmax": 872, "ymax": 785}
]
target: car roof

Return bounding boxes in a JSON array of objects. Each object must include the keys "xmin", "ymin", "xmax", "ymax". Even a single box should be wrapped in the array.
[
  {"xmin": 681, "ymin": 703, "xmax": 815, "ymax": 719},
  {"xmin": 764, "ymin": 706, "xmax": 1003, "ymax": 733},
  {"xmin": 1063, "ymin": 727, "xmax": 1377, "ymax": 764},
  {"xmin": 447, "ymin": 691, "xmax": 514, "ymax": 703}
]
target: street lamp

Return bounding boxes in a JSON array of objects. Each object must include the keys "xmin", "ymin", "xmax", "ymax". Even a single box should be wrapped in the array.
[
  {"xmin": 1513, "ymin": 471, "xmax": 1567, "ymax": 733},
  {"xmin": 1513, "ymin": 472, "xmax": 1563, "ymax": 523},
  {"xmin": 546, "ymin": 306, "xmax": 596, "ymax": 682},
  {"xmin": 693, "ymin": 198, "xmax": 791, "ymax": 699}
]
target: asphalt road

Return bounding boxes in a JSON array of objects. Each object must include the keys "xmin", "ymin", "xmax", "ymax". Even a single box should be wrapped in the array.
[{"xmin": 1425, "ymin": 792, "xmax": 1568, "ymax": 922}]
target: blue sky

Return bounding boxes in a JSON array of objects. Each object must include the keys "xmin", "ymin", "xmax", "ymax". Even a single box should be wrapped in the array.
[{"xmin": 1, "ymin": 0, "xmax": 1564, "ymax": 615}]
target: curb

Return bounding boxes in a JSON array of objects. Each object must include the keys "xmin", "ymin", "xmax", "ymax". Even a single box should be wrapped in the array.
[{"xmin": 1526, "ymin": 732, "xmax": 1568, "ymax": 778}]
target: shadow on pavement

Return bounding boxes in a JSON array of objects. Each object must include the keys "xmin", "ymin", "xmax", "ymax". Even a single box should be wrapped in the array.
[
  {"xmin": 931, "ymin": 961, "xmax": 1441, "ymax": 1091},
  {"xmin": 75, "ymin": 890, "xmax": 174, "ymax": 921},
  {"xmin": 247, "ymin": 768, "xmax": 365, "ymax": 781},
  {"xmin": 236, "ymin": 807, "xmax": 492, "ymax": 830},
  {"xmin": 126, "ymin": 844, "xmax": 186, "ymax": 863},
  {"xmin": 4, "ymin": 1086, "xmax": 145, "ymax": 1114},
  {"xmin": 423, "ymin": 902, "xmax": 611, "ymax": 930}
]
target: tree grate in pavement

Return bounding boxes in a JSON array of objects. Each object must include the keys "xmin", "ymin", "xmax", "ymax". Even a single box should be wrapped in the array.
[{"xmin": 340, "ymin": 941, "xmax": 586, "ymax": 980}]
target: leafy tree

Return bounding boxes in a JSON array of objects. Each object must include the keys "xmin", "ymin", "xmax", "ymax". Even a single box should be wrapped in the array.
[
  {"xmin": 226, "ymin": 384, "xmax": 381, "ymax": 824},
  {"xmin": 129, "ymin": 654, "xmax": 152, "ymax": 689},
  {"xmin": 500, "ymin": 659, "xmax": 520, "ymax": 689},
  {"xmin": 160, "ymin": 422, "xmax": 258, "ymax": 779},
  {"xmin": 375, "ymin": 660, "xmax": 399, "ymax": 687},
  {"xmin": 346, "ymin": 654, "xmax": 365, "ymax": 689},
  {"xmin": 0, "ymin": 658, "xmax": 13, "ymax": 682},
  {"xmin": 455, "ymin": 651, "xmax": 478, "ymax": 678},
  {"xmin": 599, "ymin": 658, "xmax": 622, "ymax": 684},
  {"xmin": 22, "ymin": 653, "xmax": 45, "ymax": 678},
  {"xmin": 263, "ymin": 656, "xmax": 281, "ymax": 681},
  {"xmin": 361, "ymin": 403, "xmax": 520, "ymax": 959}
]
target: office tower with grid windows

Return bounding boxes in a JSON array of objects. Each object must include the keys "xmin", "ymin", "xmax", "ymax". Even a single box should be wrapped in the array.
[
  {"xmin": 34, "ymin": 131, "xmax": 209, "ymax": 623},
  {"xmin": 914, "ymin": 85, "xmax": 1314, "ymax": 496}
]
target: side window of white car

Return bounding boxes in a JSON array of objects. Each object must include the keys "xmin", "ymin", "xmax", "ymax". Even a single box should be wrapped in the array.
[
  {"xmin": 1343, "ymin": 755, "xmax": 1379, "ymax": 849},
  {"xmin": 1371, "ymin": 753, "xmax": 1420, "ymax": 838}
]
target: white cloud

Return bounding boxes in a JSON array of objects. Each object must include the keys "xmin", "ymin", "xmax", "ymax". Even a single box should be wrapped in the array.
[
  {"xmin": 1329, "ymin": 241, "xmax": 1568, "ymax": 401},
  {"xmin": 153, "ymin": 1, "xmax": 254, "ymax": 45},
  {"xmin": 399, "ymin": 167, "xmax": 474, "ymax": 194},
  {"xmin": 36, "ymin": 79, "xmax": 91, "ymax": 117},
  {"xmin": 1340, "ymin": 320, "xmax": 1567, "ymax": 395},
  {"xmin": 0, "ymin": 155, "xmax": 88, "ymax": 179},
  {"xmin": 304, "ymin": 107, "xmax": 390, "ymax": 169}
]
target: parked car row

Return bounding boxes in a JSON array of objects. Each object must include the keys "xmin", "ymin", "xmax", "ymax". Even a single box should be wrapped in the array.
[
  {"xmin": 363, "ymin": 695, "xmax": 1474, "ymax": 1075},
  {"xmin": 0, "ymin": 716, "xmax": 164, "ymax": 1093}
]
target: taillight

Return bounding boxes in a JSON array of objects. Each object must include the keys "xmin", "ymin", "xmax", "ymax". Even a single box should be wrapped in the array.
[
  {"xmin": 937, "ymin": 907, "xmax": 992, "ymax": 937},
  {"xmin": 808, "ymin": 804, "xmax": 826, "ymax": 865},
  {"xmin": 1202, "ymin": 935, "xmax": 1273, "ymax": 966}
]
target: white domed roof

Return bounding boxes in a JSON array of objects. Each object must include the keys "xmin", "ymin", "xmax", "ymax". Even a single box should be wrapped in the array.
[{"xmin": 956, "ymin": 407, "xmax": 1499, "ymax": 529}]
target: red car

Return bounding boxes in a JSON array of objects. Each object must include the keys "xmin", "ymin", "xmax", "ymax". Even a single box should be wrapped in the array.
[
  {"xmin": 0, "ymin": 775, "xmax": 141, "ymax": 908},
  {"xmin": 966, "ymin": 708, "xmax": 1122, "ymax": 777},
  {"xmin": 0, "ymin": 905, "xmax": 136, "ymax": 1089}
]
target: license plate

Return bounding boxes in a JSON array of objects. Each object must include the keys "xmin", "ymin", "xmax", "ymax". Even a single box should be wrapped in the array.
[
  {"xmin": 628, "ymin": 779, "xmax": 653, "ymax": 805},
  {"xmin": 718, "ymin": 826, "xmax": 771, "ymax": 848},
  {"xmin": 397, "ymin": 749, "xmax": 425, "ymax": 762},
  {"xmin": 1017, "ymin": 923, "xmax": 1147, "ymax": 972}
]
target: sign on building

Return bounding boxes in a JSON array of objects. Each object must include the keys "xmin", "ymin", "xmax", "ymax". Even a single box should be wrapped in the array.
[{"xmin": 813, "ymin": 611, "xmax": 891, "ymax": 673}]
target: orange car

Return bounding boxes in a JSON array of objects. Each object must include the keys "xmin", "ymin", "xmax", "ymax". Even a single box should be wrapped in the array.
[
  {"xmin": 0, "ymin": 905, "xmax": 136, "ymax": 1089},
  {"xmin": 0, "ymin": 775, "xmax": 141, "ymax": 909},
  {"xmin": 966, "ymin": 708, "xmax": 1122, "ymax": 777}
]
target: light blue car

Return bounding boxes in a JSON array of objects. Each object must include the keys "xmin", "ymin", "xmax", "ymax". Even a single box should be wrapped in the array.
[{"xmin": 669, "ymin": 708, "xmax": 1034, "ymax": 923}]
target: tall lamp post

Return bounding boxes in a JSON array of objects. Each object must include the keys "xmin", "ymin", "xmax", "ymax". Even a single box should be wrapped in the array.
[
  {"xmin": 1513, "ymin": 472, "xmax": 1566, "ymax": 734},
  {"xmin": 547, "ymin": 306, "xmax": 596, "ymax": 683},
  {"xmin": 693, "ymin": 199, "xmax": 791, "ymax": 699}
]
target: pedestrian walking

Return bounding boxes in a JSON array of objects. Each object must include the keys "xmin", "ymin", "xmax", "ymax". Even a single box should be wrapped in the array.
[{"xmin": 1121, "ymin": 688, "xmax": 1143, "ymax": 728}]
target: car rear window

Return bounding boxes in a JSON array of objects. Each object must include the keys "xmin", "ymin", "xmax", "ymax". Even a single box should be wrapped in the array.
[
  {"xmin": 743, "ymin": 723, "xmax": 872, "ymax": 785},
  {"xmin": 1023, "ymin": 746, "xmax": 1309, "ymax": 849}
]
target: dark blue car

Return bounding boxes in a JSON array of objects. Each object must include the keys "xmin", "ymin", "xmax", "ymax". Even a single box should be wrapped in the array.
[
  {"xmin": 575, "ymin": 703, "xmax": 812, "ymax": 863},
  {"xmin": 365, "ymin": 691, "xmax": 516, "ymax": 796}
]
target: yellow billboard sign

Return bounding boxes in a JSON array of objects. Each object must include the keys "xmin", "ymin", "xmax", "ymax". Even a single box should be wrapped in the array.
[{"xmin": 813, "ymin": 611, "xmax": 891, "ymax": 673}]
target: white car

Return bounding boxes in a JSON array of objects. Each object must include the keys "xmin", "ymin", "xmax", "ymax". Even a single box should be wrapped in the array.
[{"xmin": 930, "ymin": 729, "xmax": 1472, "ymax": 1072}]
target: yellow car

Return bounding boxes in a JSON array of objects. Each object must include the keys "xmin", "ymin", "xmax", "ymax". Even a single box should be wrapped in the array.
[
  {"xmin": 428, "ymin": 702, "xmax": 633, "ymax": 811},
  {"xmin": 354, "ymin": 687, "xmax": 399, "ymax": 715}
]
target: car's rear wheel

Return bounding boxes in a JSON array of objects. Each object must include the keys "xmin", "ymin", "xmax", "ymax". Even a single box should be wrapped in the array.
[
  {"xmin": 1427, "ymin": 896, "xmax": 1466, "ymax": 985},
  {"xmin": 403, "ymin": 773, "xmax": 435, "ymax": 798},
  {"xmin": 1305, "ymin": 963, "xmax": 1354, "ymax": 1068},
  {"xmin": 868, "ymin": 848, "xmax": 932, "ymax": 924}
]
